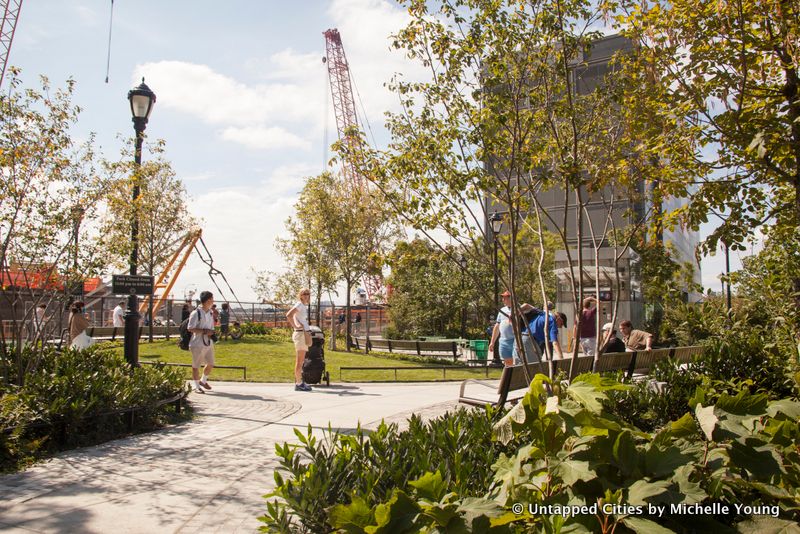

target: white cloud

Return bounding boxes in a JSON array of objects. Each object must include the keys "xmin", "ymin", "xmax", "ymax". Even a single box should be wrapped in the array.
[
  {"xmin": 221, "ymin": 126, "xmax": 311, "ymax": 151},
  {"xmin": 133, "ymin": 61, "xmax": 323, "ymax": 127},
  {"xmin": 175, "ymin": 163, "xmax": 321, "ymax": 300}
]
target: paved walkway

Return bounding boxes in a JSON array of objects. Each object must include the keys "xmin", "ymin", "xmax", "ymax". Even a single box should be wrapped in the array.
[{"xmin": 0, "ymin": 381, "xmax": 467, "ymax": 533}]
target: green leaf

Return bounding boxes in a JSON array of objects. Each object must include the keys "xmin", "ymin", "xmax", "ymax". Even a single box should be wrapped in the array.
[
  {"xmin": 329, "ymin": 496, "xmax": 376, "ymax": 533},
  {"xmin": 766, "ymin": 399, "xmax": 800, "ymax": 420},
  {"xmin": 409, "ymin": 471, "xmax": 447, "ymax": 502},
  {"xmin": 734, "ymin": 516, "xmax": 800, "ymax": 534},
  {"xmin": 368, "ymin": 490, "xmax": 420, "ymax": 534},
  {"xmin": 696, "ymin": 404, "xmax": 718, "ymax": 441},
  {"xmin": 728, "ymin": 439, "xmax": 785, "ymax": 480},
  {"xmin": 613, "ymin": 430, "xmax": 640, "ymax": 477},
  {"xmin": 644, "ymin": 443, "xmax": 696, "ymax": 478},
  {"xmin": 626, "ymin": 479, "xmax": 671, "ymax": 506},
  {"xmin": 554, "ymin": 459, "xmax": 596, "ymax": 486},
  {"xmin": 622, "ymin": 517, "xmax": 676, "ymax": 534},
  {"xmin": 567, "ymin": 380, "xmax": 608, "ymax": 413},
  {"xmin": 715, "ymin": 390, "xmax": 768, "ymax": 416}
]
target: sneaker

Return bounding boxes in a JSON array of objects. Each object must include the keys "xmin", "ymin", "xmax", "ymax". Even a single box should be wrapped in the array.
[
  {"xmin": 195, "ymin": 386, "xmax": 205, "ymax": 394},
  {"xmin": 200, "ymin": 381, "xmax": 212, "ymax": 390},
  {"xmin": 295, "ymin": 383, "xmax": 312, "ymax": 392}
]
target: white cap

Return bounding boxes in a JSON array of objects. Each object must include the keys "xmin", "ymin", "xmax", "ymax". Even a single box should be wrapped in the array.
[{"xmin": 602, "ymin": 322, "xmax": 614, "ymax": 331}]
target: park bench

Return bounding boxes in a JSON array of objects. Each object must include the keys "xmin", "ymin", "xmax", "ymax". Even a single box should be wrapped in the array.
[
  {"xmin": 458, "ymin": 346, "xmax": 706, "ymax": 407},
  {"xmin": 353, "ymin": 337, "xmax": 460, "ymax": 361}
]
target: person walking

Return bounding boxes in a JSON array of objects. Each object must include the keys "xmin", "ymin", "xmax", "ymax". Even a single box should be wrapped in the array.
[
  {"xmin": 286, "ymin": 288, "xmax": 313, "ymax": 391},
  {"xmin": 188, "ymin": 291, "xmax": 216, "ymax": 393},
  {"xmin": 219, "ymin": 302, "xmax": 231, "ymax": 341},
  {"xmin": 577, "ymin": 297, "xmax": 598, "ymax": 357},
  {"xmin": 112, "ymin": 300, "xmax": 126, "ymax": 328},
  {"xmin": 488, "ymin": 290, "xmax": 516, "ymax": 366},
  {"xmin": 619, "ymin": 320, "xmax": 654, "ymax": 351},
  {"xmin": 68, "ymin": 301, "xmax": 93, "ymax": 350}
]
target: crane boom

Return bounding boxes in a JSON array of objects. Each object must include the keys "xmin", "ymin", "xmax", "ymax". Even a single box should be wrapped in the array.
[
  {"xmin": 323, "ymin": 28, "xmax": 364, "ymax": 190},
  {"xmin": 0, "ymin": 0, "xmax": 22, "ymax": 88}
]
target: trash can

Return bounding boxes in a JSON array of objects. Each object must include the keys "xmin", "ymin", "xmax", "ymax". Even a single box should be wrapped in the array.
[{"xmin": 470, "ymin": 340, "xmax": 489, "ymax": 361}]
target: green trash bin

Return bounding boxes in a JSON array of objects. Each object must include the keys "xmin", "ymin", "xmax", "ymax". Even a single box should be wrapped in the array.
[{"xmin": 470, "ymin": 340, "xmax": 489, "ymax": 360}]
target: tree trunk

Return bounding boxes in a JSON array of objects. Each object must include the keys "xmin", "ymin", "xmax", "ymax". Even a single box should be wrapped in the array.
[
  {"xmin": 345, "ymin": 279, "xmax": 352, "ymax": 352},
  {"xmin": 315, "ymin": 278, "xmax": 323, "ymax": 327}
]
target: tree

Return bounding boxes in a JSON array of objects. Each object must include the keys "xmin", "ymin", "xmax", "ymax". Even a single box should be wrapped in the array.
[
  {"xmin": 0, "ymin": 71, "xmax": 101, "ymax": 382},
  {"xmin": 619, "ymin": 0, "xmax": 800, "ymax": 333},
  {"xmin": 279, "ymin": 172, "xmax": 398, "ymax": 350},
  {"xmin": 386, "ymin": 238, "xmax": 494, "ymax": 338},
  {"xmin": 344, "ymin": 0, "xmax": 652, "ymax": 377},
  {"xmin": 99, "ymin": 144, "xmax": 196, "ymax": 277}
]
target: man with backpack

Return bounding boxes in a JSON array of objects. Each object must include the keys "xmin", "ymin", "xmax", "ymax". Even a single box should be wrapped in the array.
[{"xmin": 188, "ymin": 291, "xmax": 216, "ymax": 393}]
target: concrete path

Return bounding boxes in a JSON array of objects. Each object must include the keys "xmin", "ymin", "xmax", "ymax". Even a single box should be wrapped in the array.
[{"xmin": 0, "ymin": 381, "xmax": 468, "ymax": 533}]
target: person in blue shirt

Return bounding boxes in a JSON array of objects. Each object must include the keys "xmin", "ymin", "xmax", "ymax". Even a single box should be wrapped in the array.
[{"xmin": 524, "ymin": 308, "xmax": 567, "ymax": 360}]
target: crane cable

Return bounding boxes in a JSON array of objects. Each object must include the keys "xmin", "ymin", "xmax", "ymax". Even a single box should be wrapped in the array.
[
  {"xmin": 104, "ymin": 0, "xmax": 114, "ymax": 83},
  {"xmin": 193, "ymin": 237, "xmax": 247, "ymax": 322}
]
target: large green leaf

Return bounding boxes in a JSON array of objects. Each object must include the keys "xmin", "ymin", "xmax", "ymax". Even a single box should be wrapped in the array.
[
  {"xmin": 728, "ymin": 439, "xmax": 785, "ymax": 480},
  {"xmin": 626, "ymin": 479, "xmax": 671, "ymax": 506},
  {"xmin": 734, "ymin": 516, "xmax": 800, "ymax": 534},
  {"xmin": 644, "ymin": 443, "xmax": 697, "ymax": 478},
  {"xmin": 715, "ymin": 390, "xmax": 769, "ymax": 416},
  {"xmin": 622, "ymin": 516, "xmax": 676, "ymax": 534},
  {"xmin": 766, "ymin": 399, "xmax": 800, "ymax": 420},
  {"xmin": 567, "ymin": 380, "xmax": 608, "ymax": 413},
  {"xmin": 554, "ymin": 459, "xmax": 596, "ymax": 486},
  {"xmin": 409, "ymin": 471, "xmax": 447, "ymax": 502},
  {"xmin": 696, "ymin": 404, "xmax": 718, "ymax": 441},
  {"xmin": 368, "ymin": 490, "xmax": 420, "ymax": 534},
  {"xmin": 329, "ymin": 496, "xmax": 376, "ymax": 533},
  {"xmin": 613, "ymin": 430, "xmax": 640, "ymax": 477}
]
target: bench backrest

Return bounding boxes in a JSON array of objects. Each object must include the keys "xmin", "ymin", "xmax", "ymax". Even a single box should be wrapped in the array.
[
  {"xmin": 391, "ymin": 340, "xmax": 419, "ymax": 352},
  {"xmin": 673, "ymin": 345, "xmax": 704, "ymax": 363},
  {"xmin": 501, "ymin": 361, "xmax": 549, "ymax": 394},
  {"xmin": 593, "ymin": 352, "xmax": 634, "ymax": 375},
  {"xmin": 417, "ymin": 340, "xmax": 457, "ymax": 354},
  {"xmin": 369, "ymin": 339, "xmax": 391, "ymax": 352},
  {"xmin": 551, "ymin": 356, "xmax": 595, "ymax": 377},
  {"xmin": 632, "ymin": 348, "xmax": 672, "ymax": 374}
]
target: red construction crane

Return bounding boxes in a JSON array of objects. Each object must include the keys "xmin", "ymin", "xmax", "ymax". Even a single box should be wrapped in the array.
[
  {"xmin": 0, "ymin": 0, "xmax": 22, "ymax": 88},
  {"xmin": 323, "ymin": 28, "xmax": 366, "ymax": 191},
  {"xmin": 323, "ymin": 28, "xmax": 385, "ymax": 301}
]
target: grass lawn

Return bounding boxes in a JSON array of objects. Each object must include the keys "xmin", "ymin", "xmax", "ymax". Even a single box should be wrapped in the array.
[{"xmin": 113, "ymin": 336, "xmax": 504, "ymax": 383}]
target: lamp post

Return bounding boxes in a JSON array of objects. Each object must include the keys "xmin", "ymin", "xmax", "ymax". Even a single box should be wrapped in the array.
[
  {"xmin": 489, "ymin": 212, "xmax": 503, "ymax": 367},
  {"xmin": 458, "ymin": 254, "xmax": 468, "ymax": 339},
  {"xmin": 490, "ymin": 213, "xmax": 503, "ymax": 308},
  {"xmin": 70, "ymin": 205, "xmax": 84, "ymax": 297},
  {"xmin": 124, "ymin": 78, "xmax": 156, "ymax": 367}
]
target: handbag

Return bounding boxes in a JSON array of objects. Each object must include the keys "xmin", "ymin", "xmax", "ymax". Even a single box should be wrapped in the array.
[{"xmin": 70, "ymin": 331, "xmax": 95, "ymax": 350}]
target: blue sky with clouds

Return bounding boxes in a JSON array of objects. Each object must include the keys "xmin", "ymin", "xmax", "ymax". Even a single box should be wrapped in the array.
[{"xmin": 10, "ymin": 0, "xmax": 742, "ymax": 302}]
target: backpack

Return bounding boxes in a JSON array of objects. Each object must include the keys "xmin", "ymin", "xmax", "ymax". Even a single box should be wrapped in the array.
[{"xmin": 178, "ymin": 309, "xmax": 200, "ymax": 350}]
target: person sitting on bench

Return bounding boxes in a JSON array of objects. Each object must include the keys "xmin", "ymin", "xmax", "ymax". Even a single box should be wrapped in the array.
[{"xmin": 600, "ymin": 322, "xmax": 626, "ymax": 354}]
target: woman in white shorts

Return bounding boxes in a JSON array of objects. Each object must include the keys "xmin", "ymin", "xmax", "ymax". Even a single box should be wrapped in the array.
[{"xmin": 286, "ymin": 288, "xmax": 312, "ymax": 391}]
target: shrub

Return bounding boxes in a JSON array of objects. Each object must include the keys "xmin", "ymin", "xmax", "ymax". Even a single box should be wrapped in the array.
[
  {"xmin": 260, "ymin": 406, "xmax": 518, "ymax": 533},
  {"xmin": 271, "ymin": 375, "xmax": 800, "ymax": 532},
  {"xmin": 0, "ymin": 344, "xmax": 187, "ymax": 471}
]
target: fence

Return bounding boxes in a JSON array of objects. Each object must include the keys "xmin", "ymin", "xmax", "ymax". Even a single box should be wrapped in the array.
[{"xmin": 1, "ymin": 291, "xmax": 390, "ymax": 343}]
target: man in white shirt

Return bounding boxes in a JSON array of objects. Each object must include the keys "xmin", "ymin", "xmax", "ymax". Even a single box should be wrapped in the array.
[
  {"xmin": 188, "ymin": 291, "xmax": 216, "ymax": 393},
  {"xmin": 112, "ymin": 300, "xmax": 126, "ymax": 328}
]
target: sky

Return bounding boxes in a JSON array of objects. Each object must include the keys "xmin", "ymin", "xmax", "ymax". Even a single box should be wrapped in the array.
[{"xmin": 9, "ymin": 0, "xmax": 744, "ymax": 303}]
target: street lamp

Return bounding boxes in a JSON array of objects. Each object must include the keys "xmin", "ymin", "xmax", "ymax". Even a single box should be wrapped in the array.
[
  {"xmin": 458, "ymin": 254, "xmax": 468, "ymax": 339},
  {"xmin": 124, "ymin": 78, "xmax": 156, "ymax": 367},
  {"xmin": 490, "ymin": 213, "xmax": 503, "ymax": 308}
]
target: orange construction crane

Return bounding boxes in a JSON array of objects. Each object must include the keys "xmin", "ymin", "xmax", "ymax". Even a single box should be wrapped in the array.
[{"xmin": 139, "ymin": 228, "xmax": 202, "ymax": 318}]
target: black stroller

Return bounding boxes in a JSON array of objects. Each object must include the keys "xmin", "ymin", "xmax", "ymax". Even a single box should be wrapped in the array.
[{"xmin": 302, "ymin": 325, "xmax": 330, "ymax": 386}]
